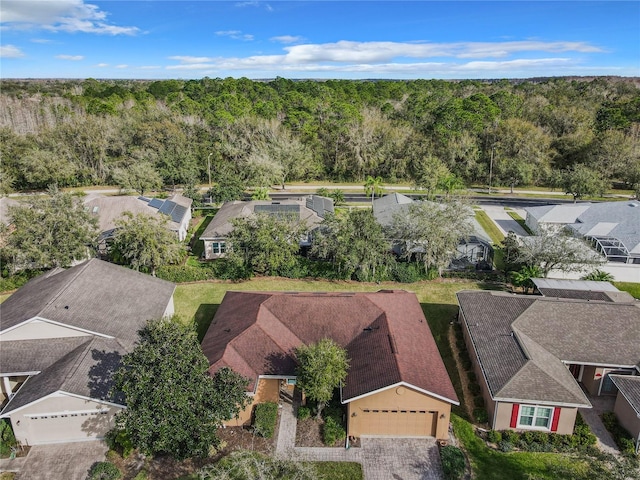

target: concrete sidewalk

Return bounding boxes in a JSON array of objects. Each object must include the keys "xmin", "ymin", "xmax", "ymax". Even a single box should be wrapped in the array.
[{"xmin": 579, "ymin": 395, "xmax": 620, "ymax": 458}]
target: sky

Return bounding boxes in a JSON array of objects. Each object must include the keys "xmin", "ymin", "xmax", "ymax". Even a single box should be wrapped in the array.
[{"xmin": 1, "ymin": 1, "xmax": 639, "ymax": 80}]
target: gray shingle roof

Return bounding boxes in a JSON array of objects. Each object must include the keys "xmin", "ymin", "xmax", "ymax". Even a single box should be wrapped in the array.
[
  {"xmin": 526, "ymin": 201, "xmax": 640, "ymax": 255},
  {"xmin": 0, "ymin": 260, "xmax": 175, "ymax": 416},
  {"xmin": 457, "ymin": 290, "xmax": 640, "ymax": 406},
  {"xmin": 1, "ymin": 259, "xmax": 175, "ymax": 348},
  {"xmin": 1, "ymin": 337, "xmax": 126, "ymax": 414},
  {"xmin": 532, "ymin": 279, "xmax": 635, "ymax": 302},
  {"xmin": 200, "ymin": 197, "xmax": 331, "ymax": 240},
  {"xmin": 609, "ymin": 375, "xmax": 640, "ymax": 417}
]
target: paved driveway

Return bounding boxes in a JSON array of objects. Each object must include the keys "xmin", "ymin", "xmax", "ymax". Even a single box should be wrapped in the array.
[
  {"xmin": 16, "ymin": 440, "xmax": 107, "ymax": 480},
  {"xmin": 361, "ymin": 438, "xmax": 443, "ymax": 480},
  {"xmin": 480, "ymin": 206, "xmax": 530, "ymax": 237}
]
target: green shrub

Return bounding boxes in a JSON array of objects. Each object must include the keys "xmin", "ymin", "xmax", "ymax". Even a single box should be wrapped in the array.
[
  {"xmin": 105, "ymin": 429, "xmax": 133, "ymax": 458},
  {"xmin": 466, "ymin": 371, "xmax": 477, "ymax": 383},
  {"xmin": 0, "ymin": 419, "xmax": 16, "ymax": 456},
  {"xmin": 486, "ymin": 430, "xmax": 502, "ymax": 444},
  {"xmin": 473, "ymin": 396, "xmax": 484, "ymax": 408},
  {"xmin": 297, "ymin": 406, "xmax": 311, "ymax": 420},
  {"xmin": 87, "ymin": 461, "xmax": 121, "ymax": 480},
  {"xmin": 498, "ymin": 440, "xmax": 513, "ymax": 452},
  {"xmin": 573, "ymin": 424, "xmax": 596, "ymax": 446},
  {"xmin": 253, "ymin": 402, "xmax": 278, "ymax": 438},
  {"xmin": 132, "ymin": 470, "xmax": 148, "ymax": 480},
  {"xmin": 155, "ymin": 264, "xmax": 215, "ymax": 283},
  {"xmin": 601, "ymin": 411, "xmax": 636, "ymax": 454},
  {"xmin": 440, "ymin": 445, "xmax": 465, "ymax": 480},
  {"xmin": 468, "ymin": 383, "xmax": 481, "ymax": 396},
  {"xmin": 322, "ymin": 416, "xmax": 346, "ymax": 446},
  {"xmin": 501, "ymin": 430, "xmax": 519, "ymax": 444},
  {"xmin": 473, "ymin": 408, "xmax": 488, "ymax": 424},
  {"xmin": 0, "ymin": 269, "xmax": 42, "ymax": 292}
]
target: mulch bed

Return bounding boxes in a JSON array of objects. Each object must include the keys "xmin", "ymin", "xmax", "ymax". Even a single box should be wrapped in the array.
[{"xmin": 295, "ymin": 416, "xmax": 360, "ymax": 448}]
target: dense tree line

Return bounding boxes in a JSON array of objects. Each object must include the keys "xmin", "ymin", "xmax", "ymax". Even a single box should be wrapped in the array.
[{"xmin": 1, "ymin": 76, "xmax": 639, "ymax": 196}]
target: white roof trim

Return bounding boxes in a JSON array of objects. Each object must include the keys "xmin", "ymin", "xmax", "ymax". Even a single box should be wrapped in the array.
[
  {"xmin": 493, "ymin": 397, "xmax": 591, "ymax": 409},
  {"xmin": 0, "ymin": 316, "xmax": 114, "ymax": 339},
  {"xmin": 0, "ymin": 371, "xmax": 39, "ymax": 377},
  {"xmin": 341, "ymin": 381, "xmax": 459, "ymax": 406},
  {"xmin": 1, "ymin": 390, "xmax": 125, "ymax": 417}
]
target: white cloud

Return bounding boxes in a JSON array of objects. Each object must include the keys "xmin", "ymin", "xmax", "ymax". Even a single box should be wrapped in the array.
[
  {"xmin": 0, "ymin": 44, "xmax": 25, "ymax": 58},
  {"xmin": 1, "ymin": 0, "xmax": 140, "ymax": 35},
  {"xmin": 95, "ymin": 63, "xmax": 108, "ymax": 67},
  {"xmin": 116, "ymin": 64, "xmax": 128, "ymax": 69},
  {"xmin": 164, "ymin": 39, "xmax": 605, "ymax": 78},
  {"xmin": 139, "ymin": 65, "xmax": 161, "ymax": 70},
  {"xmin": 270, "ymin": 35, "xmax": 303, "ymax": 44},
  {"xmin": 235, "ymin": 1, "xmax": 272, "ymax": 12},
  {"xmin": 168, "ymin": 55, "xmax": 215, "ymax": 64},
  {"xmin": 31, "ymin": 38, "xmax": 53, "ymax": 44},
  {"xmin": 215, "ymin": 30, "xmax": 254, "ymax": 41},
  {"xmin": 55, "ymin": 54, "xmax": 83, "ymax": 60}
]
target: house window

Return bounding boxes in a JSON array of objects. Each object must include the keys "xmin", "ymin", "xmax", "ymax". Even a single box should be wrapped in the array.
[
  {"xmin": 211, "ymin": 242, "xmax": 226, "ymax": 255},
  {"xmin": 518, "ymin": 405, "xmax": 553, "ymax": 429}
]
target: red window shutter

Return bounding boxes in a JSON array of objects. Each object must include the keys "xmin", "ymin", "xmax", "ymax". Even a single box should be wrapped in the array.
[
  {"xmin": 551, "ymin": 408, "xmax": 561, "ymax": 432},
  {"xmin": 510, "ymin": 404, "xmax": 519, "ymax": 428}
]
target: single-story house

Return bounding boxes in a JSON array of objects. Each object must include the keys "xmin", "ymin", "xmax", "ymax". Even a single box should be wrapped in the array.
[
  {"xmin": 201, "ymin": 290, "xmax": 458, "ymax": 440},
  {"xmin": 524, "ymin": 201, "xmax": 640, "ymax": 265},
  {"xmin": 85, "ymin": 193, "xmax": 193, "ymax": 246},
  {"xmin": 199, "ymin": 196, "xmax": 333, "ymax": 260},
  {"xmin": 373, "ymin": 193, "xmax": 493, "ymax": 269},
  {"xmin": 456, "ymin": 290, "xmax": 639, "ymax": 434},
  {"xmin": 0, "ymin": 259, "xmax": 176, "ymax": 445},
  {"xmin": 609, "ymin": 375, "xmax": 640, "ymax": 454}
]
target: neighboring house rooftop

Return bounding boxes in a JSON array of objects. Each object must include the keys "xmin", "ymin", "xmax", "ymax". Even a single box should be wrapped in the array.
[
  {"xmin": 200, "ymin": 196, "xmax": 333, "ymax": 240},
  {"xmin": 610, "ymin": 375, "xmax": 640, "ymax": 418},
  {"xmin": 0, "ymin": 259, "xmax": 175, "ymax": 417},
  {"xmin": 457, "ymin": 290, "xmax": 640, "ymax": 407},
  {"xmin": 0, "ymin": 258, "xmax": 175, "ymax": 349},
  {"xmin": 372, "ymin": 193, "xmax": 491, "ymax": 245},
  {"xmin": 84, "ymin": 194, "xmax": 192, "ymax": 237},
  {"xmin": 531, "ymin": 278, "xmax": 635, "ymax": 303},
  {"xmin": 202, "ymin": 290, "xmax": 458, "ymax": 405},
  {"xmin": 525, "ymin": 201, "xmax": 640, "ymax": 259}
]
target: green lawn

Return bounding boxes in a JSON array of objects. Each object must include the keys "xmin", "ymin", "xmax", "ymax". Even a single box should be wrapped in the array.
[
  {"xmin": 451, "ymin": 415, "xmax": 599, "ymax": 480},
  {"xmin": 614, "ymin": 282, "xmax": 640, "ymax": 299},
  {"xmin": 313, "ymin": 462, "xmax": 362, "ymax": 480},
  {"xmin": 506, "ymin": 211, "xmax": 534, "ymax": 235},
  {"xmin": 474, "ymin": 210, "xmax": 505, "ymax": 244}
]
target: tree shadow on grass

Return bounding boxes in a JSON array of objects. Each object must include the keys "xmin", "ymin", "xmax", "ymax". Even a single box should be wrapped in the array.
[{"xmin": 194, "ymin": 303, "xmax": 219, "ymax": 341}]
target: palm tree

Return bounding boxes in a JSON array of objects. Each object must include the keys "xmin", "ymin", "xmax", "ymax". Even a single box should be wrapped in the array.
[
  {"xmin": 581, "ymin": 269, "xmax": 614, "ymax": 282},
  {"xmin": 511, "ymin": 265, "xmax": 542, "ymax": 294},
  {"xmin": 364, "ymin": 176, "xmax": 384, "ymax": 204}
]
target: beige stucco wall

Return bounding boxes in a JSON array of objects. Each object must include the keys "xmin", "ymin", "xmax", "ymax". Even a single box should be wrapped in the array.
[
  {"xmin": 614, "ymin": 394, "xmax": 640, "ymax": 443},
  {"xmin": 581, "ymin": 366, "xmax": 602, "ymax": 396},
  {"xmin": 493, "ymin": 401, "xmax": 576, "ymax": 435},
  {"xmin": 0, "ymin": 320, "xmax": 91, "ymax": 341},
  {"xmin": 224, "ymin": 378, "xmax": 280, "ymax": 427},
  {"xmin": 346, "ymin": 385, "xmax": 451, "ymax": 440},
  {"xmin": 203, "ymin": 239, "xmax": 227, "ymax": 260},
  {"xmin": 8, "ymin": 392, "xmax": 121, "ymax": 445}
]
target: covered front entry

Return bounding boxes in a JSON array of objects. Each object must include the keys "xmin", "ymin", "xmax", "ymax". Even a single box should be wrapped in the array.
[{"xmin": 357, "ymin": 409, "xmax": 436, "ymax": 437}]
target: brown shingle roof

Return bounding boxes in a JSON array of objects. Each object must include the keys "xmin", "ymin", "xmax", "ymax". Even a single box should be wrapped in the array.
[{"xmin": 201, "ymin": 291, "xmax": 458, "ymax": 405}]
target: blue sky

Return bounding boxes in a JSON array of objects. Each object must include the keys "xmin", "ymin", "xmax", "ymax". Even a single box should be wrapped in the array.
[{"xmin": 1, "ymin": 1, "xmax": 638, "ymax": 79}]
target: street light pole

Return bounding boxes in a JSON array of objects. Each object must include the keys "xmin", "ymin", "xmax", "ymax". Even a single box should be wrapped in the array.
[{"xmin": 207, "ymin": 153, "xmax": 212, "ymax": 189}]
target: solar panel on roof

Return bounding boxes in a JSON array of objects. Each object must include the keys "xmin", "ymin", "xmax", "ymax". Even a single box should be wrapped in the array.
[
  {"xmin": 170, "ymin": 205, "xmax": 187, "ymax": 223},
  {"xmin": 158, "ymin": 201, "xmax": 176, "ymax": 215},
  {"xmin": 148, "ymin": 198, "xmax": 164, "ymax": 209},
  {"xmin": 254, "ymin": 204, "xmax": 300, "ymax": 219}
]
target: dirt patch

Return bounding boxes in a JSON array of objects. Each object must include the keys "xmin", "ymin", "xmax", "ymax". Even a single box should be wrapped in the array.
[{"xmin": 295, "ymin": 417, "xmax": 360, "ymax": 448}]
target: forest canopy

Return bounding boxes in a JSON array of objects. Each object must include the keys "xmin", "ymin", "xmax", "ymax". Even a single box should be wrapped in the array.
[{"xmin": 0, "ymin": 76, "xmax": 638, "ymax": 195}]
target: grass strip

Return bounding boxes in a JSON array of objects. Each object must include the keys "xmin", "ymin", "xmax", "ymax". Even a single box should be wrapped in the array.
[
  {"xmin": 474, "ymin": 211, "xmax": 505, "ymax": 244},
  {"xmin": 613, "ymin": 282, "xmax": 640, "ymax": 299},
  {"xmin": 506, "ymin": 211, "xmax": 534, "ymax": 235}
]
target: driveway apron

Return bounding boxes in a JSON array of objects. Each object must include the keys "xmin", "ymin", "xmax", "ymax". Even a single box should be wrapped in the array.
[{"xmin": 15, "ymin": 440, "xmax": 108, "ymax": 480}]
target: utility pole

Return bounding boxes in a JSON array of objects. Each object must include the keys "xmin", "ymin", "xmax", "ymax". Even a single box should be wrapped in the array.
[{"xmin": 207, "ymin": 153, "xmax": 212, "ymax": 189}]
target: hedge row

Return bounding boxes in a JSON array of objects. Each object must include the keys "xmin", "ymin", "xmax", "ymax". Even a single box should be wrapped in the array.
[{"xmin": 253, "ymin": 402, "xmax": 278, "ymax": 438}]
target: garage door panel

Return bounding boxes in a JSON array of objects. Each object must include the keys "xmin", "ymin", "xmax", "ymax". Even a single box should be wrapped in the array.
[
  {"xmin": 359, "ymin": 409, "xmax": 436, "ymax": 436},
  {"xmin": 24, "ymin": 411, "xmax": 114, "ymax": 444}
]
